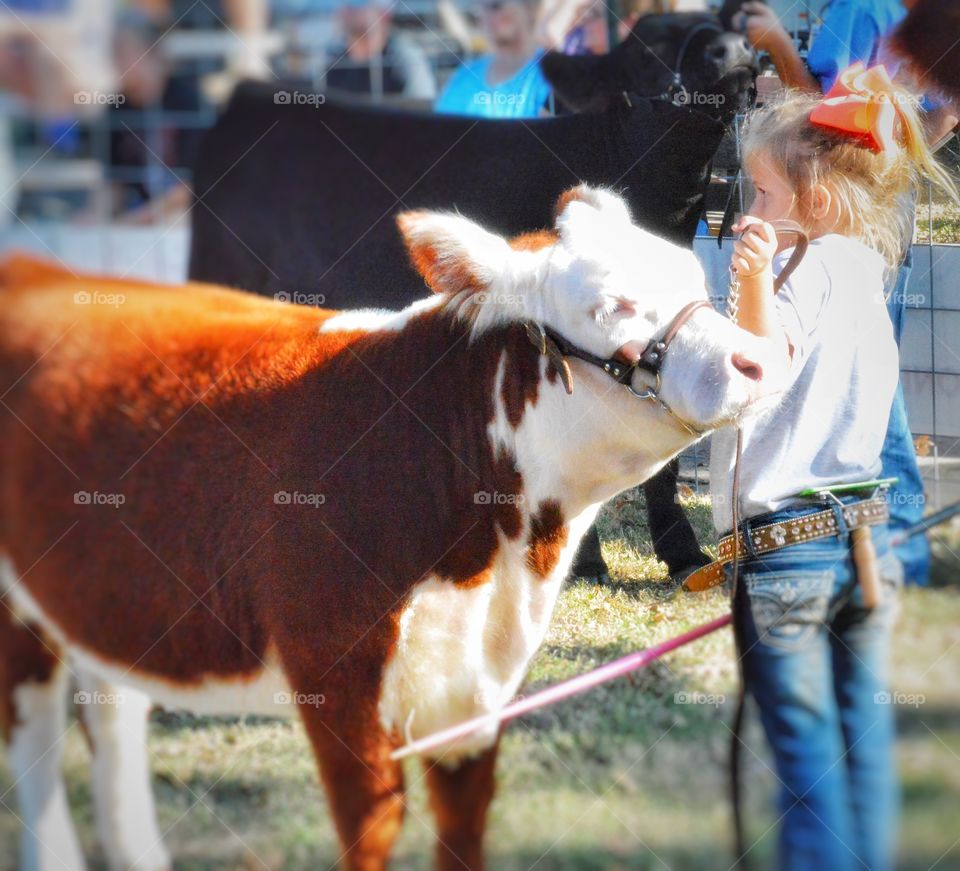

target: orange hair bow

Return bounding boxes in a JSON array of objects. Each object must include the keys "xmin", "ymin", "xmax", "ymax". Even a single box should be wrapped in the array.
[{"xmin": 809, "ymin": 63, "xmax": 902, "ymax": 153}]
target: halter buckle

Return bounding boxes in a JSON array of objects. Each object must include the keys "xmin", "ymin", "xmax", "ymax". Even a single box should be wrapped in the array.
[{"xmin": 524, "ymin": 321, "xmax": 548, "ymax": 355}]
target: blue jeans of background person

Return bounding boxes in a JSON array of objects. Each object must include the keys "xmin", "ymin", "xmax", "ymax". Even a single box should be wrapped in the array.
[
  {"xmin": 734, "ymin": 506, "xmax": 902, "ymax": 871},
  {"xmin": 883, "ymin": 249, "xmax": 930, "ymax": 585}
]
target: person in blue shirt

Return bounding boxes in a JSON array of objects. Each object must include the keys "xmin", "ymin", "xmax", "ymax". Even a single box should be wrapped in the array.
[
  {"xmin": 435, "ymin": 0, "xmax": 552, "ymax": 118},
  {"xmin": 807, "ymin": 0, "xmax": 905, "ymax": 89},
  {"xmin": 733, "ymin": 0, "xmax": 904, "ymax": 91}
]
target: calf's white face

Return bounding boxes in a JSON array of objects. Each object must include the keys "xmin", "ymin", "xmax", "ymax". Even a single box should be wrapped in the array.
[
  {"xmin": 398, "ymin": 185, "xmax": 786, "ymax": 438},
  {"xmin": 543, "ymin": 188, "xmax": 786, "ymax": 431}
]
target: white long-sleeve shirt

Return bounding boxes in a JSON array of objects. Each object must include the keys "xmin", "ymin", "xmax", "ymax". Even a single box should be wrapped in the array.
[{"xmin": 710, "ymin": 234, "xmax": 900, "ymax": 535}]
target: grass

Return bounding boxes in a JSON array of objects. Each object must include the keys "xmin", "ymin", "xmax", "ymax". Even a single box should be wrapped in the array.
[
  {"xmin": 913, "ymin": 149, "xmax": 960, "ymax": 244},
  {"xmin": 914, "ymin": 198, "xmax": 960, "ymax": 245},
  {"xmin": 1, "ymin": 493, "xmax": 959, "ymax": 869}
]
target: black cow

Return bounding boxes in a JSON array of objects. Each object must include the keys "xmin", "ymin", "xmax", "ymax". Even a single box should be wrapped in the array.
[
  {"xmin": 188, "ymin": 12, "xmax": 756, "ymax": 582},
  {"xmin": 542, "ymin": 11, "xmax": 754, "ymax": 121}
]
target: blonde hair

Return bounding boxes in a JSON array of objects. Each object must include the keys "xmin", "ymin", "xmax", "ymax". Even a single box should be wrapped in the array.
[{"xmin": 742, "ymin": 87, "xmax": 958, "ymax": 267}]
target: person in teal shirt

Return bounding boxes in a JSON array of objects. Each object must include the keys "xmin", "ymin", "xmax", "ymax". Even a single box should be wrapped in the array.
[
  {"xmin": 806, "ymin": 0, "xmax": 905, "ymax": 90},
  {"xmin": 732, "ymin": 0, "xmax": 905, "ymax": 92},
  {"xmin": 435, "ymin": 0, "xmax": 552, "ymax": 118}
]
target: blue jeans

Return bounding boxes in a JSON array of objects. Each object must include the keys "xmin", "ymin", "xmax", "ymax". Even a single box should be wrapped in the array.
[
  {"xmin": 733, "ymin": 505, "xmax": 903, "ymax": 871},
  {"xmin": 883, "ymin": 251, "xmax": 930, "ymax": 585}
]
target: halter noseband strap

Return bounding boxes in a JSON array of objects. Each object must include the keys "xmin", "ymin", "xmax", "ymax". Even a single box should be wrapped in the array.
[
  {"xmin": 524, "ymin": 299, "xmax": 713, "ymax": 435},
  {"xmin": 523, "ymin": 225, "xmax": 810, "ymax": 434}
]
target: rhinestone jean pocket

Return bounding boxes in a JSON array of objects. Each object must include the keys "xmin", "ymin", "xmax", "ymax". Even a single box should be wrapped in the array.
[{"xmin": 744, "ymin": 569, "xmax": 834, "ymax": 653}]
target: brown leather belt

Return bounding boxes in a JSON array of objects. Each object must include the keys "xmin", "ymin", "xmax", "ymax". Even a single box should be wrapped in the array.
[{"xmin": 684, "ymin": 496, "xmax": 890, "ymax": 592}]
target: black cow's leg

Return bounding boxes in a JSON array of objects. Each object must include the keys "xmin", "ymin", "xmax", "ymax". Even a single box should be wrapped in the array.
[
  {"xmin": 568, "ymin": 523, "xmax": 608, "ymax": 582},
  {"xmin": 644, "ymin": 459, "xmax": 709, "ymax": 577}
]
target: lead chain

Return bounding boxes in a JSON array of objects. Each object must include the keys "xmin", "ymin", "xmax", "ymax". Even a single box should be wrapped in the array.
[{"xmin": 726, "ymin": 266, "xmax": 741, "ymax": 325}]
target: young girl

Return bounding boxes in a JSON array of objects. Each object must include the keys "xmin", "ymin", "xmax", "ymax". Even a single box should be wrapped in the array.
[{"xmin": 709, "ymin": 64, "xmax": 956, "ymax": 870}]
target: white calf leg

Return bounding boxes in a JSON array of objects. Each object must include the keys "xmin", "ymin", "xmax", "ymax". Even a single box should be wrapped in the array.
[
  {"xmin": 7, "ymin": 664, "xmax": 86, "ymax": 871},
  {"xmin": 77, "ymin": 678, "xmax": 170, "ymax": 871}
]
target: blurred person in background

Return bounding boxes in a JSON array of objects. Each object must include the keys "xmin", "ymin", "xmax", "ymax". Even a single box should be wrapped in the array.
[
  {"xmin": 732, "ymin": 0, "xmax": 903, "ymax": 92},
  {"xmin": 435, "ymin": 0, "xmax": 551, "ymax": 117},
  {"xmin": 105, "ymin": 11, "xmax": 202, "ymax": 223},
  {"xmin": 732, "ymin": 0, "xmax": 956, "ymax": 141},
  {"xmin": 0, "ymin": 0, "xmax": 115, "ymax": 225},
  {"xmin": 434, "ymin": 0, "xmax": 688, "ymax": 119},
  {"xmin": 540, "ymin": 0, "xmax": 610, "ymax": 54},
  {"xmin": 0, "ymin": 0, "xmax": 115, "ymax": 117},
  {"xmin": 325, "ymin": 0, "xmax": 436, "ymax": 100},
  {"xmin": 538, "ymin": 0, "xmax": 679, "ymax": 55},
  {"xmin": 132, "ymin": 0, "xmax": 271, "ymax": 73},
  {"xmin": 890, "ymin": 0, "xmax": 960, "ymax": 105}
]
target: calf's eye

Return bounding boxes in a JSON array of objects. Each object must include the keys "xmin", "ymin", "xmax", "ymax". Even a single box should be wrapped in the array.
[{"xmin": 608, "ymin": 297, "xmax": 637, "ymax": 319}]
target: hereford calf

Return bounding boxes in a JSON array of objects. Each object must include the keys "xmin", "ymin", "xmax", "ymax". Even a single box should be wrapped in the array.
[{"xmin": 0, "ymin": 187, "xmax": 781, "ymax": 871}]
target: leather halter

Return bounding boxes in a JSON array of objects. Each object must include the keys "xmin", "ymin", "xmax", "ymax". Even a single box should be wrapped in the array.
[
  {"xmin": 645, "ymin": 21, "xmax": 725, "ymax": 105},
  {"xmin": 768, "ymin": 221, "xmax": 809, "ymax": 292},
  {"xmin": 524, "ymin": 299, "xmax": 713, "ymax": 435},
  {"xmin": 523, "ymin": 223, "xmax": 810, "ymax": 435}
]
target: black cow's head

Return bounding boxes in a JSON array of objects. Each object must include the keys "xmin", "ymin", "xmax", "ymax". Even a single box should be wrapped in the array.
[{"xmin": 541, "ymin": 12, "xmax": 757, "ymax": 124}]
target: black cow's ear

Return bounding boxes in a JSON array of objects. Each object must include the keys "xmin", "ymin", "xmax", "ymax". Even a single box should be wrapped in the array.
[{"xmin": 540, "ymin": 51, "xmax": 617, "ymax": 113}]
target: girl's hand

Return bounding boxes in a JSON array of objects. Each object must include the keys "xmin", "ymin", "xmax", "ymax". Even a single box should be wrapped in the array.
[
  {"xmin": 732, "ymin": 1, "xmax": 791, "ymax": 56},
  {"xmin": 732, "ymin": 217, "xmax": 778, "ymax": 278}
]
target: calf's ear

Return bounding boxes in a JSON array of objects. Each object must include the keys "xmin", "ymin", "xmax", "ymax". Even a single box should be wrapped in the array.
[
  {"xmin": 397, "ymin": 210, "xmax": 513, "ymax": 296},
  {"xmin": 554, "ymin": 185, "xmax": 633, "ymax": 232}
]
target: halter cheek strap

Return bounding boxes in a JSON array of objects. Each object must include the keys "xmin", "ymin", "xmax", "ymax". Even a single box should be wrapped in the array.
[
  {"xmin": 646, "ymin": 21, "xmax": 725, "ymax": 104},
  {"xmin": 524, "ymin": 299, "xmax": 714, "ymax": 435}
]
